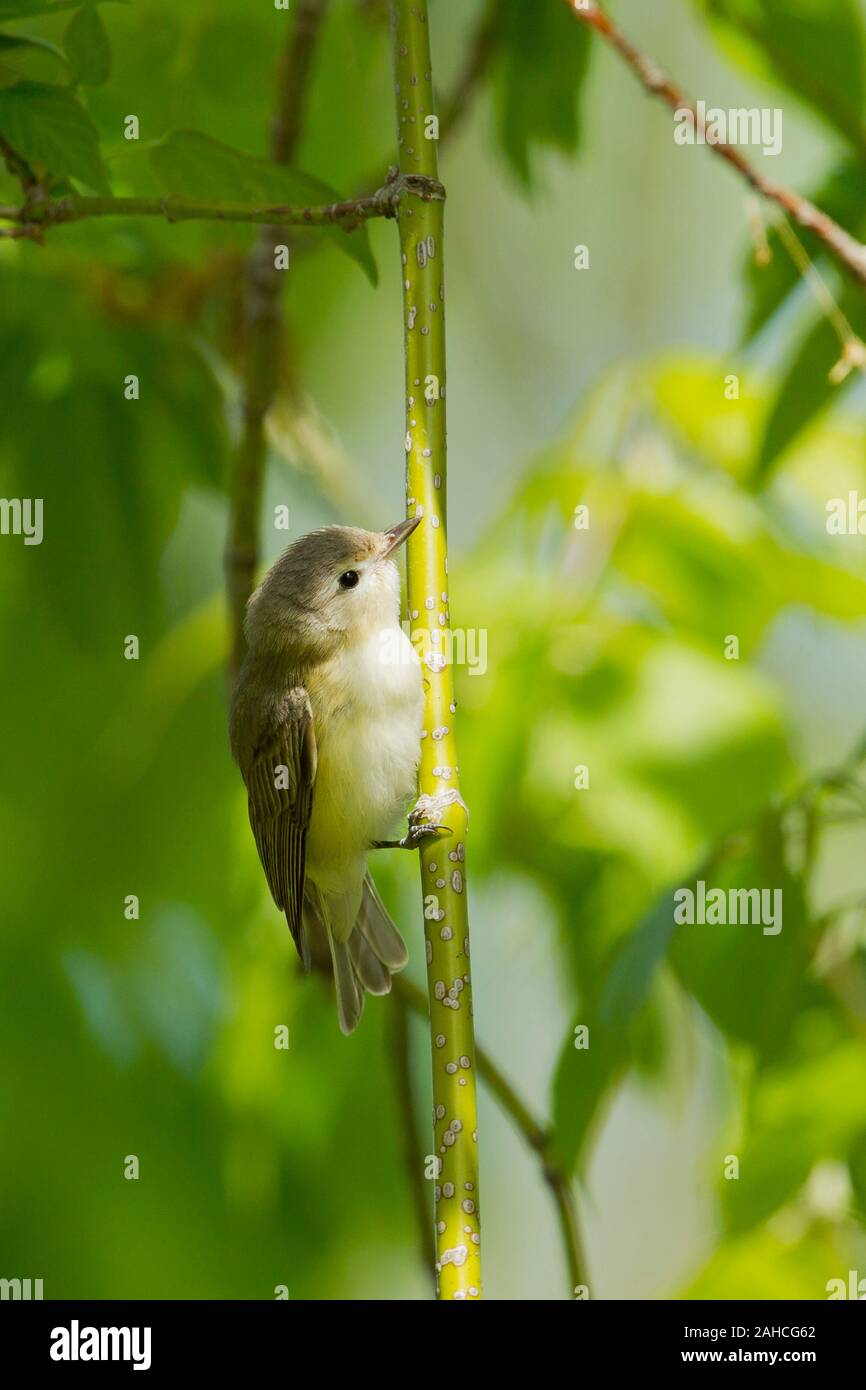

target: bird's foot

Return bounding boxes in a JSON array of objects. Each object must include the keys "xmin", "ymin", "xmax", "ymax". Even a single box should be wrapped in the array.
[{"xmin": 372, "ymin": 810, "xmax": 450, "ymax": 852}]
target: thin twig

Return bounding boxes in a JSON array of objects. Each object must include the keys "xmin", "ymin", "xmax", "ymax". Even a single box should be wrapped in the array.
[
  {"xmin": 771, "ymin": 216, "xmax": 866, "ymax": 383},
  {"xmin": 0, "ymin": 187, "xmax": 398, "ymax": 240},
  {"xmin": 386, "ymin": 991, "xmax": 437, "ymax": 1287},
  {"xmin": 0, "ymin": 135, "xmax": 38, "ymax": 193},
  {"xmin": 393, "ymin": 975, "xmax": 589, "ymax": 1296},
  {"xmin": 564, "ymin": 0, "xmax": 866, "ymax": 291}
]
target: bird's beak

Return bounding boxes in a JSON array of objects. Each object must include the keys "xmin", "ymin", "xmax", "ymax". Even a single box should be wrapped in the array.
[{"xmin": 381, "ymin": 513, "xmax": 422, "ymax": 558}]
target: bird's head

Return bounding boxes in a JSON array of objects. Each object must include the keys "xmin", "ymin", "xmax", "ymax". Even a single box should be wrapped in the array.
[{"xmin": 244, "ymin": 516, "xmax": 421, "ymax": 664}]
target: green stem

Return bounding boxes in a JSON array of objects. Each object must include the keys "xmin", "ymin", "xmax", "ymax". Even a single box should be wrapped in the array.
[
  {"xmin": 386, "ymin": 991, "xmax": 437, "ymax": 1288},
  {"xmin": 389, "ymin": 0, "xmax": 480, "ymax": 1301},
  {"xmin": 393, "ymin": 976, "xmax": 589, "ymax": 1296}
]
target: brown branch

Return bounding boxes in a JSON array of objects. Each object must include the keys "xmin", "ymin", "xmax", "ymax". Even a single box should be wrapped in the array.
[
  {"xmin": 271, "ymin": 0, "xmax": 328, "ymax": 164},
  {"xmin": 0, "ymin": 134, "xmax": 38, "ymax": 193},
  {"xmin": 225, "ymin": 0, "xmax": 326, "ymax": 681},
  {"xmin": 564, "ymin": 0, "xmax": 866, "ymax": 291},
  {"xmin": 386, "ymin": 991, "xmax": 437, "ymax": 1288},
  {"xmin": 0, "ymin": 187, "xmax": 399, "ymax": 240}
]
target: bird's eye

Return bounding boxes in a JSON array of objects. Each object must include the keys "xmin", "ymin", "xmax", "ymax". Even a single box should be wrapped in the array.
[{"xmin": 338, "ymin": 570, "xmax": 360, "ymax": 590}]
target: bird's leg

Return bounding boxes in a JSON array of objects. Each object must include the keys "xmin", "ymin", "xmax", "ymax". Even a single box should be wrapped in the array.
[
  {"xmin": 371, "ymin": 823, "xmax": 448, "ymax": 851},
  {"xmin": 371, "ymin": 803, "xmax": 450, "ymax": 851}
]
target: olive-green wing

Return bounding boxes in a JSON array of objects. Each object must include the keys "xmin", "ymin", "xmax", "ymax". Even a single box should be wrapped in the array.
[{"xmin": 243, "ymin": 687, "xmax": 317, "ymax": 966}]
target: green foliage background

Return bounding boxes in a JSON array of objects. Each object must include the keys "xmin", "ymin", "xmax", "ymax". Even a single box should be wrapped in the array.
[{"xmin": 1, "ymin": 0, "xmax": 865, "ymax": 1299}]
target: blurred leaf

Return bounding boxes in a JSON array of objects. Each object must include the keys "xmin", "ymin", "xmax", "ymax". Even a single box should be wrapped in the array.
[
  {"xmin": 599, "ymin": 893, "xmax": 679, "ymax": 1030},
  {"xmin": 148, "ymin": 130, "xmax": 378, "ymax": 284},
  {"xmin": 65, "ymin": 2, "xmax": 111, "ymax": 87},
  {"xmin": 723, "ymin": 1043, "xmax": 866, "ymax": 1233},
  {"xmin": 551, "ymin": 891, "xmax": 678, "ymax": 1173},
  {"xmin": 700, "ymin": 0, "xmax": 866, "ymax": 149},
  {"xmin": 0, "ymin": 262, "xmax": 227, "ymax": 645},
  {"xmin": 494, "ymin": 0, "xmax": 591, "ymax": 186},
  {"xmin": 683, "ymin": 1226, "xmax": 840, "ymax": 1299},
  {"xmin": 671, "ymin": 819, "xmax": 812, "ymax": 1059},
  {"xmin": 755, "ymin": 285, "xmax": 866, "ymax": 480},
  {"xmin": 742, "ymin": 158, "xmax": 866, "ymax": 342},
  {"xmin": 0, "ymin": 34, "xmax": 71, "ymax": 87},
  {"xmin": 0, "ymin": 79, "xmax": 108, "ymax": 190},
  {"xmin": 0, "ymin": 0, "xmax": 123, "ymax": 17},
  {"xmin": 0, "ymin": 0, "xmax": 74, "ymax": 13},
  {"xmin": 849, "ymin": 1128, "xmax": 866, "ymax": 1223}
]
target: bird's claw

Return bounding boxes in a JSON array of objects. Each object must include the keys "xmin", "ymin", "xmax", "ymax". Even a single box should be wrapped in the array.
[
  {"xmin": 401, "ymin": 820, "xmax": 449, "ymax": 849},
  {"xmin": 371, "ymin": 821, "xmax": 450, "ymax": 851}
]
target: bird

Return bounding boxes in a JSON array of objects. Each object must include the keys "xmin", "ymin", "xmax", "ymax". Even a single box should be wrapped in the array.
[{"xmin": 229, "ymin": 516, "xmax": 440, "ymax": 1033}]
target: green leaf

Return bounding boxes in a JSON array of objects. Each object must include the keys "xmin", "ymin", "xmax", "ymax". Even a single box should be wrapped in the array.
[
  {"xmin": 742, "ymin": 158, "xmax": 866, "ymax": 343},
  {"xmin": 64, "ymin": 3, "xmax": 111, "ymax": 87},
  {"xmin": 671, "ymin": 819, "xmax": 811, "ymax": 1059},
  {"xmin": 754, "ymin": 284, "xmax": 866, "ymax": 481},
  {"xmin": 148, "ymin": 130, "xmax": 378, "ymax": 285},
  {"xmin": 699, "ymin": 0, "xmax": 866, "ymax": 150},
  {"xmin": 723, "ymin": 1043, "xmax": 866, "ymax": 1234},
  {"xmin": 849, "ymin": 1127, "xmax": 866, "ymax": 1224},
  {"xmin": 551, "ymin": 892, "xmax": 677, "ymax": 1173},
  {"xmin": 0, "ymin": 33, "xmax": 71, "ymax": 88},
  {"xmin": 0, "ymin": 79, "xmax": 107, "ymax": 190},
  {"xmin": 494, "ymin": 0, "xmax": 592, "ymax": 186}
]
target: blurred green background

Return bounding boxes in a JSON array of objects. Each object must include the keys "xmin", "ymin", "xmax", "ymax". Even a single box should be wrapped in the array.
[{"xmin": 1, "ymin": 0, "xmax": 866, "ymax": 1300}]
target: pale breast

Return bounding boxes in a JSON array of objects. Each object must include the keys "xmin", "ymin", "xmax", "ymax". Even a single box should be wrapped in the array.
[{"xmin": 304, "ymin": 626, "xmax": 424, "ymax": 886}]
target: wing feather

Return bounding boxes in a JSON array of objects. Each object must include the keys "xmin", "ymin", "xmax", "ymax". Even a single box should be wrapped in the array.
[{"xmin": 243, "ymin": 687, "xmax": 316, "ymax": 964}]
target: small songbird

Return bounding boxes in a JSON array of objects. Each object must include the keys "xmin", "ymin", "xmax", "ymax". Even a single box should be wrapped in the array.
[{"xmin": 230, "ymin": 516, "xmax": 437, "ymax": 1033}]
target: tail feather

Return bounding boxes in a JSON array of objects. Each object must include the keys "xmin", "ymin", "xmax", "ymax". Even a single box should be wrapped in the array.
[
  {"xmin": 357, "ymin": 873, "xmax": 409, "ymax": 971},
  {"xmin": 303, "ymin": 874, "xmax": 408, "ymax": 1033},
  {"xmin": 331, "ymin": 938, "xmax": 364, "ymax": 1036},
  {"xmin": 348, "ymin": 927, "xmax": 391, "ymax": 996}
]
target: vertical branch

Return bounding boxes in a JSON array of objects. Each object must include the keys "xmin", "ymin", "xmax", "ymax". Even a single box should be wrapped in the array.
[
  {"xmin": 394, "ymin": 974, "xmax": 590, "ymax": 1296},
  {"xmin": 386, "ymin": 994, "xmax": 437, "ymax": 1287},
  {"xmin": 389, "ymin": 0, "xmax": 481, "ymax": 1301},
  {"xmin": 225, "ymin": 0, "xmax": 330, "ymax": 681},
  {"xmin": 271, "ymin": 0, "xmax": 329, "ymax": 164},
  {"xmin": 226, "ymin": 245, "xmax": 282, "ymax": 680}
]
